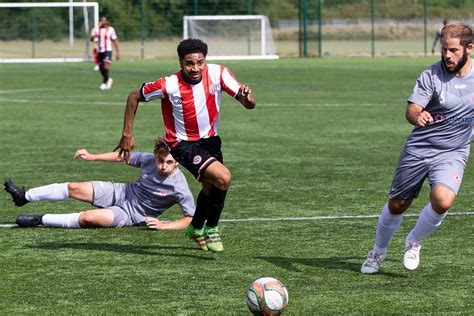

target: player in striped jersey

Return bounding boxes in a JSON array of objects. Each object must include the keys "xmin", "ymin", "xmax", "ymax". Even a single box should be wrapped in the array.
[
  {"xmin": 115, "ymin": 39, "xmax": 256, "ymax": 252},
  {"xmin": 90, "ymin": 16, "xmax": 120, "ymax": 90}
]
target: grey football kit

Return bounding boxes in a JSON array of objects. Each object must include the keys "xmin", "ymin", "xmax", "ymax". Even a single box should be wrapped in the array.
[
  {"xmin": 92, "ymin": 152, "xmax": 195, "ymax": 227},
  {"xmin": 389, "ymin": 60, "xmax": 474, "ymax": 199}
]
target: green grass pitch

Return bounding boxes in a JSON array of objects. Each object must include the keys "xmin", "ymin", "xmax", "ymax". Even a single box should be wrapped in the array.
[{"xmin": 0, "ymin": 58, "xmax": 472, "ymax": 314}]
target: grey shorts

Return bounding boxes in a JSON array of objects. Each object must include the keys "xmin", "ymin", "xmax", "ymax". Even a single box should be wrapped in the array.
[
  {"xmin": 388, "ymin": 148, "xmax": 468, "ymax": 200},
  {"xmin": 91, "ymin": 181, "xmax": 134, "ymax": 227}
]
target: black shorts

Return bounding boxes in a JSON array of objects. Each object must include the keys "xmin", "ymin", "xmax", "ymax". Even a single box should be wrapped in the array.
[
  {"xmin": 170, "ymin": 136, "xmax": 223, "ymax": 181},
  {"xmin": 98, "ymin": 51, "xmax": 112, "ymax": 64}
]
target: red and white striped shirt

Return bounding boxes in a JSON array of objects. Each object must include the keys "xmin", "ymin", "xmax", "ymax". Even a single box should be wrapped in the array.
[
  {"xmin": 91, "ymin": 26, "xmax": 117, "ymax": 53},
  {"xmin": 141, "ymin": 64, "xmax": 241, "ymax": 146}
]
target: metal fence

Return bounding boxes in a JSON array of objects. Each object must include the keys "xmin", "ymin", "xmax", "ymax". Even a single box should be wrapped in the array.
[{"xmin": 1, "ymin": 0, "xmax": 474, "ymax": 60}]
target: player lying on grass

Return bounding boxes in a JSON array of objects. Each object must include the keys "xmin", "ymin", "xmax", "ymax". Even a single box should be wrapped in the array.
[{"xmin": 4, "ymin": 137, "xmax": 194, "ymax": 230}]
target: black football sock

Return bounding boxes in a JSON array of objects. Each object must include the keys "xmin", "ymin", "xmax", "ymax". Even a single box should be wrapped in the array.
[
  {"xmin": 190, "ymin": 189, "xmax": 209, "ymax": 230},
  {"xmin": 103, "ymin": 69, "xmax": 109, "ymax": 83},
  {"xmin": 206, "ymin": 185, "xmax": 227, "ymax": 227},
  {"xmin": 99, "ymin": 66, "xmax": 106, "ymax": 79}
]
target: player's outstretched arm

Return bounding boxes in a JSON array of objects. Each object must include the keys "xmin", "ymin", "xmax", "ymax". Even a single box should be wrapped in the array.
[
  {"xmin": 406, "ymin": 102, "xmax": 433, "ymax": 127},
  {"xmin": 74, "ymin": 149, "xmax": 124, "ymax": 162},
  {"xmin": 236, "ymin": 84, "xmax": 256, "ymax": 109},
  {"xmin": 144, "ymin": 216, "xmax": 192, "ymax": 231},
  {"xmin": 114, "ymin": 89, "xmax": 143, "ymax": 162}
]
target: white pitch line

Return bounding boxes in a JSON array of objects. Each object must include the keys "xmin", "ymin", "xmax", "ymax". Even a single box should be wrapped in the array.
[
  {"xmin": 0, "ymin": 98, "xmax": 378, "ymax": 108},
  {"xmin": 0, "ymin": 212, "xmax": 472, "ymax": 228},
  {"xmin": 256, "ymin": 103, "xmax": 379, "ymax": 107},
  {"xmin": 0, "ymin": 224, "xmax": 17, "ymax": 228},
  {"xmin": 219, "ymin": 211, "xmax": 474, "ymax": 222},
  {"xmin": 0, "ymin": 88, "xmax": 54, "ymax": 94},
  {"xmin": 0, "ymin": 98, "xmax": 120, "ymax": 106}
]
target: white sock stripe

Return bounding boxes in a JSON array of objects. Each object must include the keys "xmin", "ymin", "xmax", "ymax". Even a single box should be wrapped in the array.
[
  {"xmin": 42, "ymin": 213, "xmax": 81, "ymax": 228},
  {"xmin": 375, "ymin": 203, "xmax": 404, "ymax": 249},
  {"xmin": 427, "ymin": 205, "xmax": 448, "ymax": 222},
  {"xmin": 26, "ymin": 183, "xmax": 69, "ymax": 202},
  {"xmin": 408, "ymin": 203, "xmax": 448, "ymax": 243}
]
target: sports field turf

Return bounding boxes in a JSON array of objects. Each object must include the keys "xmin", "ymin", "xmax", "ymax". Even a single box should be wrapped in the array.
[{"xmin": 0, "ymin": 58, "xmax": 472, "ymax": 314}]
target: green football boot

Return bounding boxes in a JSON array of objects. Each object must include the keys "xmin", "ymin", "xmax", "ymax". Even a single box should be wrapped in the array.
[
  {"xmin": 204, "ymin": 226, "xmax": 224, "ymax": 252},
  {"xmin": 184, "ymin": 225, "xmax": 208, "ymax": 251}
]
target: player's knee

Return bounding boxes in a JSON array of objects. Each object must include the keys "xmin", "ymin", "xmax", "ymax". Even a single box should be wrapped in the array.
[
  {"xmin": 67, "ymin": 182, "xmax": 82, "ymax": 196},
  {"xmin": 78, "ymin": 211, "xmax": 95, "ymax": 227},
  {"xmin": 388, "ymin": 199, "xmax": 412, "ymax": 214},
  {"xmin": 431, "ymin": 199, "xmax": 453, "ymax": 214},
  {"xmin": 430, "ymin": 185, "xmax": 456, "ymax": 213},
  {"xmin": 215, "ymin": 170, "xmax": 232, "ymax": 191}
]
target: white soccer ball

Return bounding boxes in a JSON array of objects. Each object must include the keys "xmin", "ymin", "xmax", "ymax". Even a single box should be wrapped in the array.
[{"xmin": 246, "ymin": 277, "xmax": 289, "ymax": 315}]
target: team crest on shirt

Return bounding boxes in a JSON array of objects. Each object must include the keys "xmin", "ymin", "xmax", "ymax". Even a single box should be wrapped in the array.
[
  {"xmin": 170, "ymin": 95, "xmax": 183, "ymax": 105},
  {"xmin": 451, "ymin": 172, "xmax": 461, "ymax": 184},
  {"xmin": 209, "ymin": 84, "xmax": 219, "ymax": 95},
  {"xmin": 193, "ymin": 155, "xmax": 202, "ymax": 165}
]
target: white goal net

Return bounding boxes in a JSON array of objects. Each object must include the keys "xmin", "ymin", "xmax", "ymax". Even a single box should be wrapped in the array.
[
  {"xmin": 0, "ymin": 2, "xmax": 99, "ymax": 63},
  {"xmin": 183, "ymin": 15, "xmax": 278, "ymax": 60}
]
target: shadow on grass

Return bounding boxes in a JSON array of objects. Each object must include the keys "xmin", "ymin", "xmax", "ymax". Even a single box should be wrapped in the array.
[
  {"xmin": 28, "ymin": 242, "xmax": 215, "ymax": 260},
  {"xmin": 255, "ymin": 256, "xmax": 405, "ymax": 277}
]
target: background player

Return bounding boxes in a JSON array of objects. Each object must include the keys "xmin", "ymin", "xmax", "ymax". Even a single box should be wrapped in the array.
[
  {"xmin": 431, "ymin": 19, "xmax": 448, "ymax": 54},
  {"xmin": 4, "ymin": 137, "xmax": 194, "ymax": 230},
  {"xmin": 90, "ymin": 16, "xmax": 120, "ymax": 90},
  {"xmin": 361, "ymin": 22, "xmax": 474, "ymax": 273},
  {"xmin": 114, "ymin": 39, "xmax": 256, "ymax": 252}
]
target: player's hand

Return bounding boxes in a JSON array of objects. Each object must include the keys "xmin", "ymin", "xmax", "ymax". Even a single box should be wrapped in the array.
[
  {"xmin": 238, "ymin": 84, "xmax": 256, "ymax": 109},
  {"xmin": 74, "ymin": 149, "xmax": 93, "ymax": 161},
  {"xmin": 415, "ymin": 111, "xmax": 433, "ymax": 127},
  {"xmin": 144, "ymin": 217, "xmax": 163, "ymax": 230},
  {"xmin": 238, "ymin": 84, "xmax": 252, "ymax": 99},
  {"xmin": 431, "ymin": 49, "xmax": 435, "ymax": 54},
  {"xmin": 116, "ymin": 52, "xmax": 120, "ymax": 61},
  {"xmin": 114, "ymin": 135, "xmax": 135, "ymax": 162}
]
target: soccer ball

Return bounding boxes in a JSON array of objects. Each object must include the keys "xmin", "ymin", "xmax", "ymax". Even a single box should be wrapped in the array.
[{"xmin": 246, "ymin": 277, "xmax": 288, "ymax": 315}]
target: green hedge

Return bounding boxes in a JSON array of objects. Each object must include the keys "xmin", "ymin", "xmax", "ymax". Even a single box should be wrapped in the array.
[{"xmin": 0, "ymin": 0, "xmax": 471, "ymax": 41}]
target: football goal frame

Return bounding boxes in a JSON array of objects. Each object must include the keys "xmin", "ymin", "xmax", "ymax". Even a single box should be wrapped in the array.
[
  {"xmin": 0, "ymin": 2, "xmax": 99, "ymax": 63},
  {"xmin": 183, "ymin": 15, "xmax": 279, "ymax": 60}
]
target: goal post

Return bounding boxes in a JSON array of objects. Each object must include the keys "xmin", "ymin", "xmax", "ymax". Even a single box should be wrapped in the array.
[
  {"xmin": 0, "ymin": 2, "xmax": 99, "ymax": 63},
  {"xmin": 183, "ymin": 15, "xmax": 278, "ymax": 60}
]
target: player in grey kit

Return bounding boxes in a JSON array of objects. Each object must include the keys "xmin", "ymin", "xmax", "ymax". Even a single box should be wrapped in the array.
[
  {"xmin": 361, "ymin": 22, "xmax": 474, "ymax": 273},
  {"xmin": 431, "ymin": 19, "xmax": 448, "ymax": 54},
  {"xmin": 4, "ymin": 137, "xmax": 195, "ymax": 230}
]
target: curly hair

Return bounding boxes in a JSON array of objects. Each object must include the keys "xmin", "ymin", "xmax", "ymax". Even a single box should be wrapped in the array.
[
  {"xmin": 441, "ymin": 22, "xmax": 473, "ymax": 48},
  {"xmin": 154, "ymin": 136, "xmax": 170, "ymax": 159},
  {"xmin": 177, "ymin": 38, "xmax": 208, "ymax": 59}
]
